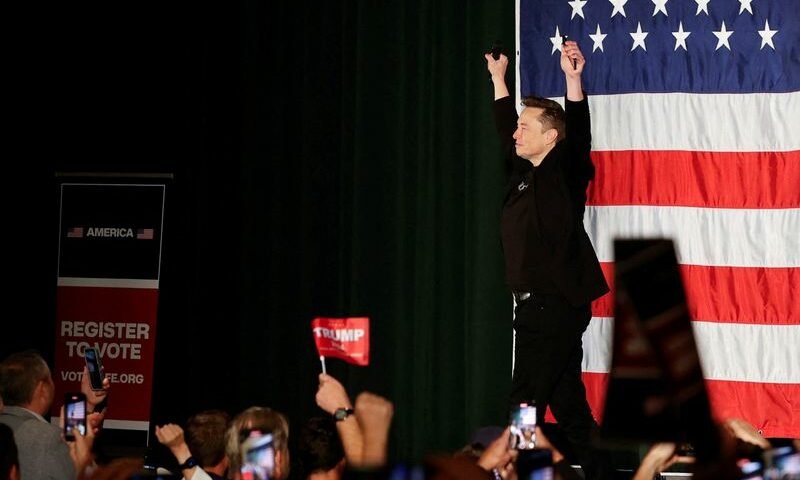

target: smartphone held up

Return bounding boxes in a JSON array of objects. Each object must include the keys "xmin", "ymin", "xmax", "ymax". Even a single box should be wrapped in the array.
[
  {"xmin": 510, "ymin": 402, "xmax": 538, "ymax": 450},
  {"xmin": 64, "ymin": 392, "xmax": 87, "ymax": 441},
  {"xmin": 240, "ymin": 430, "xmax": 275, "ymax": 480},
  {"xmin": 84, "ymin": 346, "xmax": 105, "ymax": 391}
]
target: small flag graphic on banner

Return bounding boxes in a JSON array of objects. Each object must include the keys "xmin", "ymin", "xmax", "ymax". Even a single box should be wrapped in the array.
[
  {"xmin": 66, "ymin": 227, "xmax": 84, "ymax": 238},
  {"xmin": 312, "ymin": 317, "xmax": 370, "ymax": 366},
  {"xmin": 136, "ymin": 228, "xmax": 154, "ymax": 240}
]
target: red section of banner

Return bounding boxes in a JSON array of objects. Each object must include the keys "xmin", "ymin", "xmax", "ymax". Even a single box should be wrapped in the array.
[
  {"xmin": 52, "ymin": 286, "xmax": 159, "ymax": 422},
  {"xmin": 312, "ymin": 317, "xmax": 370, "ymax": 366},
  {"xmin": 592, "ymin": 263, "xmax": 799, "ymax": 325},
  {"xmin": 587, "ymin": 150, "xmax": 800, "ymax": 208}
]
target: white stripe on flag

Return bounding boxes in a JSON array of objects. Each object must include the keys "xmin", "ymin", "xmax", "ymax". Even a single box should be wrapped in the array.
[
  {"xmin": 693, "ymin": 321, "xmax": 800, "ymax": 384},
  {"xmin": 582, "ymin": 317, "xmax": 800, "ymax": 384},
  {"xmin": 548, "ymin": 92, "xmax": 800, "ymax": 152},
  {"xmin": 582, "ymin": 316, "xmax": 614, "ymax": 374},
  {"xmin": 585, "ymin": 206, "xmax": 800, "ymax": 268}
]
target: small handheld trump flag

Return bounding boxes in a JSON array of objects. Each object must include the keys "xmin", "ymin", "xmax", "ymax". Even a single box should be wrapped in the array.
[{"xmin": 312, "ymin": 317, "xmax": 370, "ymax": 371}]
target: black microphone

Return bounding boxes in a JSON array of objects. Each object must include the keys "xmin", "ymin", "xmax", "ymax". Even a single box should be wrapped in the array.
[{"xmin": 491, "ymin": 41, "xmax": 503, "ymax": 60}]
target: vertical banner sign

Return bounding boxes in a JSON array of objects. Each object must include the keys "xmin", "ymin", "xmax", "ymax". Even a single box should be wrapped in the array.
[{"xmin": 52, "ymin": 183, "xmax": 165, "ymax": 431}]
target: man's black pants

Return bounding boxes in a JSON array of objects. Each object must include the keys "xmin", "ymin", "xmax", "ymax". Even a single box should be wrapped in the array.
[{"xmin": 510, "ymin": 293, "xmax": 610, "ymax": 480}]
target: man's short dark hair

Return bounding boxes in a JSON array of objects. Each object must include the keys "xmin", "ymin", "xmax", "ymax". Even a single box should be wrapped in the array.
[
  {"xmin": 0, "ymin": 351, "xmax": 50, "ymax": 406},
  {"xmin": 185, "ymin": 410, "xmax": 230, "ymax": 468},
  {"xmin": 295, "ymin": 416, "xmax": 344, "ymax": 476},
  {"xmin": 521, "ymin": 96, "xmax": 566, "ymax": 142}
]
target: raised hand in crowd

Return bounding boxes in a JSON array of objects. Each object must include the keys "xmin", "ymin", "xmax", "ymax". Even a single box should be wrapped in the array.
[
  {"xmin": 58, "ymin": 404, "xmax": 96, "ymax": 478},
  {"xmin": 316, "ymin": 373, "xmax": 363, "ymax": 465},
  {"xmin": 81, "ymin": 365, "xmax": 111, "ymax": 435},
  {"xmin": 316, "ymin": 373, "xmax": 353, "ymax": 415},
  {"xmin": 476, "ymin": 427, "xmax": 517, "ymax": 479},
  {"xmin": 315, "ymin": 374, "xmax": 395, "ymax": 470},
  {"xmin": 723, "ymin": 417, "xmax": 771, "ymax": 450},
  {"xmin": 353, "ymin": 392, "xmax": 394, "ymax": 469},
  {"xmin": 631, "ymin": 443, "xmax": 688, "ymax": 480},
  {"xmin": 69, "ymin": 427, "xmax": 95, "ymax": 480},
  {"xmin": 81, "ymin": 366, "xmax": 111, "ymax": 411},
  {"xmin": 155, "ymin": 423, "xmax": 204, "ymax": 479}
]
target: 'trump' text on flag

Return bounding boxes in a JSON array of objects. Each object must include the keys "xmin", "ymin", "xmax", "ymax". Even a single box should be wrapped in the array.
[{"xmin": 312, "ymin": 317, "xmax": 370, "ymax": 366}]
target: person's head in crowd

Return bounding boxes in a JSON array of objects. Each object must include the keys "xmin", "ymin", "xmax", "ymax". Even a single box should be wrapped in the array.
[
  {"xmin": 455, "ymin": 425, "xmax": 504, "ymax": 461},
  {"xmin": 0, "ymin": 423, "xmax": 20, "ymax": 480},
  {"xmin": 425, "ymin": 455, "xmax": 494, "ymax": 480},
  {"xmin": 0, "ymin": 350, "xmax": 54, "ymax": 415},
  {"xmin": 296, "ymin": 416, "xmax": 345, "ymax": 479},
  {"xmin": 186, "ymin": 410, "xmax": 230, "ymax": 477},
  {"xmin": 85, "ymin": 457, "xmax": 152, "ymax": 480},
  {"xmin": 226, "ymin": 406, "xmax": 290, "ymax": 480}
]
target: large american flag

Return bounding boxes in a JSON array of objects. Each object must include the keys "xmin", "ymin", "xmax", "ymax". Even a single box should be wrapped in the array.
[{"xmin": 518, "ymin": 0, "xmax": 799, "ymax": 437}]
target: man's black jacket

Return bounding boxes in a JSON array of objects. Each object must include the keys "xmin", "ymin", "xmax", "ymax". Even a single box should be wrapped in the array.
[{"xmin": 494, "ymin": 95, "xmax": 609, "ymax": 307}]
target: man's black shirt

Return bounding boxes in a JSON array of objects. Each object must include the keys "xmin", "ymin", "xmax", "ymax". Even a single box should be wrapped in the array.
[{"xmin": 501, "ymin": 165, "xmax": 558, "ymax": 293}]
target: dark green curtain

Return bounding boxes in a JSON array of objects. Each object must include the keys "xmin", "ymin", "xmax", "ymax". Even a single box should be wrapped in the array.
[
  {"xmin": 5, "ymin": 0, "xmax": 517, "ymax": 465},
  {"xmin": 334, "ymin": 1, "xmax": 516, "ymax": 458},
  {"xmin": 234, "ymin": 0, "xmax": 517, "ymax": 460}
]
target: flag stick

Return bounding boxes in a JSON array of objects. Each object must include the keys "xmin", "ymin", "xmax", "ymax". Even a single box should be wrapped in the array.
[{"xmin": 320, "ymin": 356, "xmax": 327, "ymax": 375}]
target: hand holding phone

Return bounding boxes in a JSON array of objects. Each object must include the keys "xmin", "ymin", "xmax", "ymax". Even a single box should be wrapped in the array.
[{"xmin": 64, "ymin": 392, "xmax": 87, "ymax": 441}]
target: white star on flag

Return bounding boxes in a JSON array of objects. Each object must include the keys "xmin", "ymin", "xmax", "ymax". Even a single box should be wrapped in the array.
[
  {"xmin": 695, "ymin": 0, "xmax": 710, "ymax": 15},
  {"xmin": 739, "ymin": 0, "xmax": 754, "ymax": 14},
  {"xmin": 609, "ymin": 0, "xmax": 628, "ymax": 18},
  {"xmin": 630, "ymin": 22, "xmax": 649, "ymax": 51},
  {"xmin": 550, "ymin": 26, "xmax": 564, "ymax": 54},
  {"xmin": 713, "ymin": 21, "xmax": 734, "ymax": 51},
  {"xmin": 652, "ymin": 0, "xmax": 669, "ymax": 17},
  {"xmin": 672, "ymin": 21, "xmax": 691, "ymax": 50},
  {"xmin": 758, "ymin": 19, "xmax": 777, "ymax": 50},
  {"xmin": 568, "ymin": 0, "xmax": 588, "ymax": 19},
  {"xmin": 589, "ymin": 24, "xmax": 608, "ymax": 52}
]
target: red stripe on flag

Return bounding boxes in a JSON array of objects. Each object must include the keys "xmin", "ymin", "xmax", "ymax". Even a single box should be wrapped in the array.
[
  {"xmin": 587, "ymin": 150, "xmax": 800, "ymax": 209},
  {"xmin": 705, "ymin": 380, "xmax": 800, "ymax": 439},
  {"xmin": 591, "ymin": 263, "xmax": 799, "ymax": 325},
  {"xmin": 591, "ymin": 263, "xmax": 615, "ymax": 319},
  {"xmin": 583, "ymin": 372, "xmax": 609, "ymax": 422},
  {"xmin": 580, "ymin": 373, "xmax": 800, "ymax": 438}
]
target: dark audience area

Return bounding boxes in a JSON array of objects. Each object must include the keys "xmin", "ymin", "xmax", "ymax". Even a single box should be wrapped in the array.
[{"xmin": 2, "ymin": 351, "xmax": 799, "ymax": 480}]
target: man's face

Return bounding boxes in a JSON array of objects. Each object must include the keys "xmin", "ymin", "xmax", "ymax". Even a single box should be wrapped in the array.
[
  {"xmin": 513, "ymin": 107, "xmax": 555, "ymax": 161},
  {"xmin": 41, "ymin": 369, "xmax": 55, "ymax": 414}
]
